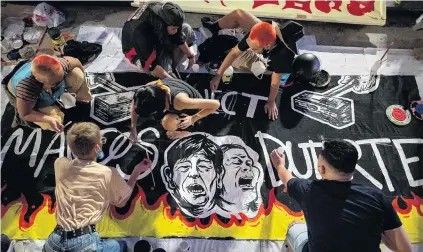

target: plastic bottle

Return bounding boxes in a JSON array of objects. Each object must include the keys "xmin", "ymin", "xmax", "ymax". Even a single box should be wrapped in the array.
[{"xmin": 222, "ymin": 66, "xmax": 233, "ymax": 84}]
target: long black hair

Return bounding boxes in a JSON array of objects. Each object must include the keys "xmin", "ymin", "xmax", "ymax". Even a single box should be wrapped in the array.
[{"xmin": 133, "ymin": 84, "xmax": 167, "ymax": 118}]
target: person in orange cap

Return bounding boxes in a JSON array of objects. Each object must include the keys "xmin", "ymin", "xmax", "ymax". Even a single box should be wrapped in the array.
[{"xmin": 2, "ymin": 55, "xmax": 92, "ymax": 132}]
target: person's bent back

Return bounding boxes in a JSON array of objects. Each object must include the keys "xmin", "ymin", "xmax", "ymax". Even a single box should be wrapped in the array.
[
  {"xmin": 270, "ymin": 139, "xmax": 412, "ymax": 252},
  {"xmin": 44, "ymin": 122, "xmax": 151, "ymax": 252}
]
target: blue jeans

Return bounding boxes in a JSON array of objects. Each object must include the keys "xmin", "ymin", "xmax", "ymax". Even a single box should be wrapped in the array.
[{"xmin": 43, "ymin": 231, "xmax": 126, "ymax": 252}]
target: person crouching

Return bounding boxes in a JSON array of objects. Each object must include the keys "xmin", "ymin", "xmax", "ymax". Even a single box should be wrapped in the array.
[
  {"xmin": 2, "ymin": 54, "xmax": 92, "ymax": 132},
  {"xmin": 43, "ymin": 122, "xmax": 152, "ymax": 252}
]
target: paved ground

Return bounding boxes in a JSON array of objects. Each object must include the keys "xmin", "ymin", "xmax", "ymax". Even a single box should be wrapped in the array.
[{"xmin": 2, "ymin": 2, "xmax": 423, "ymax": 50}]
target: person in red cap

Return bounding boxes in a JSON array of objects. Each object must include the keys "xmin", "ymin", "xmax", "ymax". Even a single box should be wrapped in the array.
[
  {"xmin": 122, "ymin": 2, "xmax": 196, "ymax": 78},
  {"xmin": 2, "ymin": 54, "xmax": 92, "ymax": 132},
  {"xmin": 204, "ymin": 9, "xmax": 304, "ymax": 121}
]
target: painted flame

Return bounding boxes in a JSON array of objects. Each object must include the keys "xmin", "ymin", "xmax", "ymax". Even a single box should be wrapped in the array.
[{"xmin": 2, "ymin": 186, "xmax": 422, "ymax": 242}]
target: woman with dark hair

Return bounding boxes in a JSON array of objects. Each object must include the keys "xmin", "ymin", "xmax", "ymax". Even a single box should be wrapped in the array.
[
  {"xmin": 130, "ymin": 78, "xmax": 220, "ymax": 141},
  {"xmin": 122, "ymin": 2, "xmax": 196, "ymax": 78}
]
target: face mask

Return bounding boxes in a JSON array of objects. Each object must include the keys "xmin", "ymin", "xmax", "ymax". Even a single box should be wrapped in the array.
[
  {"xmin": 96, "ymin": 149, "xmax": 105, "ymax": 160},
  {"xmin": 251, "ymin": 60, "xmax": 266, "ymax": 80}
]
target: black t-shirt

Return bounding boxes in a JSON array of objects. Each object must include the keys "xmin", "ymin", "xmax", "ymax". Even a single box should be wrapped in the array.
[
  {"xmin": 123, "ymin": 3, "xmax": 186, "ymax": 69},
  {"xmin": 237, "ymin": 21, "xmax": 303, "ymax": 74},
  {"xmin": 163, "ymin": 78, "xmax": 202, "ymax": 116},
  {"xmin": 287, "ymin": 178, "xmax": 402, "ymax": 252}
]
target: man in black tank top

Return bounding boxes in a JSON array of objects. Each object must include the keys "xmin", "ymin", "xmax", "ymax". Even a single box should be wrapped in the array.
[{"xmin": 130, "ymin": 78, "xmax": 220, "ymax": 141}]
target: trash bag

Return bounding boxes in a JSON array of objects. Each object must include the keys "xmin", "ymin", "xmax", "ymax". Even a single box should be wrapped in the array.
[{"xmin": 32, "ymin": 2, "xmax": 66, "ymax": 28}]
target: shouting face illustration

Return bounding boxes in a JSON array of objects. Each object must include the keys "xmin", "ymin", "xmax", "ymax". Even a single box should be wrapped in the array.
[
  {"xmin": 220, "ymin": 145, "xmax": 261, "ymax": 213},
  {"xmin": 161, "ymin": 134, "xmax": 223, "ymax": 218},
  {"xmin": 173, "ymin": 154, "xmax": 217, "ymax": 206}
]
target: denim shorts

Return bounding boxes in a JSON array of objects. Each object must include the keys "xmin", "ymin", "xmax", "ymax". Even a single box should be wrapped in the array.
[
  {"xmin": 286, "ymin": 222, "xmax": 308, "ymax": 252},
  {"xmin": 43, "ymin": 231, "xmax": 126, "ymax": 252}
]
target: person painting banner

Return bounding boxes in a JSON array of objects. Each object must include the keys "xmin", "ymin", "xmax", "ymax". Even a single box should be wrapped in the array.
[
  {"xmin": 1, "ymin": 54, "xmax": 92, "ymax": 133},
  {"xmin": 130, "ymin": 78, "xmax": 220, "ymax": 141},
  {"xmin": 204, "ymin": 9, "xmax": 304, "ymax": 120},
  {"xmin": 122, "ymin": 1, "xmax": 197, "ymax": 79}
]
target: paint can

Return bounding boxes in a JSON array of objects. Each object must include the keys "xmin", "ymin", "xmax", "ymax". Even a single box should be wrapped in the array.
[
  {"xmin": 386, "ymin": 105, "xmax": 411, "ymax": 126},
  {"xmin": 179, "ymin": 241, "xmax": 190, "ymax": 251},
  {"xmin": 48, "ymin": 27, "xmax": 65, "ymax": 56},
  {"xmin": 277, "ymin": 147, "xmax": 285, "ymax": 156},
  {"xmin": 222, "ymin": 66, "xmax": 233, "ymax": 84}
]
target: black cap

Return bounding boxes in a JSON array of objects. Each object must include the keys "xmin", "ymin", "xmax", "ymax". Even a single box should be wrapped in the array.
[{"xmin": 151, "ymin": 2, "xmax": 185, "ymax": 27}]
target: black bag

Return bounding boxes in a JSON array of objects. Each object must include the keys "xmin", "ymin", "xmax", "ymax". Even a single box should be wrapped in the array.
[
  {"xmin": 198, "ymin": 35, "xmax": 239, "ymax": 64},
  {"xmin": 64, "ymin": 40, "xmax": 102, "ymax": 65}
]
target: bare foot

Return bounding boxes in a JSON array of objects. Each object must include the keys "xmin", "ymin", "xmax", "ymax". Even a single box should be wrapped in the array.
[{"xmin": 167, "ymin": 131, "xmax": 191, "ymax": 140}]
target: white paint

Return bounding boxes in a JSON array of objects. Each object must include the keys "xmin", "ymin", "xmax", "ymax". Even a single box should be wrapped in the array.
[
  {"xmin": 297, "ymin": 143, "xmax": 314, "ymax": 179},
  {"xmin": 356, "ymin": 139, "xmax": 394, "ymax": 192},
  {"xmin": 256, "ymin": 132, "xmax": 300, "ymax": 186},
  {"xmin": 116, "ymin": 127, "xmax": 160, "ymax": 180},
  {"xmin": 242, "ymin": 93, "xmax": 268, "ymax": 118},
  {"xmin": 221, "ymin": 91, "xmax": 237, "ymax": 116},
  {"xmin": 0, "ymin": 128, "xmax": 41, "ymax": 169},
  {"xmin": 34, "ymin": 132, "xmax": 65, "ymax": 178},
  {"xmin": 392, "ymin": 139, "xmax": 423, "ymax": 187},
  {"xmin": 345, "ymin": 139, "xmax": 383, "ymax": 190},
  {"xmin": 306, "ymin": 140, "xmax": 323, "ymax": 180}
]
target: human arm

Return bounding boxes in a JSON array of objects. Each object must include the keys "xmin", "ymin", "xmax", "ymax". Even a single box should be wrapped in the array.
[
  {"xmin": 210, "ymin": 46, "xmax": 242, "ymax": 91},
  {"xmin": 178, "ymin": 42, "xmax": 196, "ymax": 68},
  {"xmin": 264, "ymin": 72, "xmax": 281, "ymax": 120},
  {"xmin": 174, "ymin": 94, "xmax": 220, "ymax": 129},
  {"xmin": 16, "ymin": 98, "xmax": 63, "ymax": 132},
  {"xmin": 151, "ymin": 65, "xmax": 173, "ymax": 79},
  {"xmin": 269, "ymin": 149, "xmax": 293, "ymax": 186},
  {"xmin": 109, "ymin": 158, "xmax": 152, "ymax": 208},
  {"xmin": 381, "ymin": 194, "xmax": 412, "ymax": 252},
  {"xmin": 63, "ymin": 56, "xmax": 84, "ymax": 72},
  {"xmin": 382, "ymin": 227, "xmax": 412, "ymax": 252}
]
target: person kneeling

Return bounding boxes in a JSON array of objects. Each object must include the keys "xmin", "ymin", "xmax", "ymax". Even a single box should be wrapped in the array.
[
  {"xmin": 2, "ymin": 54, "xmax": 92, "ymax": 132},
  {"xmin": 43, "ymin": 122, "xmax": 152, "ymax": 252},
  {"xmin": 205, "ymin": 9, "xmax": 303, "ymax": 120},
  {"xmin": 122, "ymin": 2, "xmax": 196, "ymax": 78}
]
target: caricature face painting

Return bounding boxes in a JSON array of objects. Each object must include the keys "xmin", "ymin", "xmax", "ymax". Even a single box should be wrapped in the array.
[
  {"xmin": 173, "ymin": 153, "xmax": 217, "ymax": 206},
  {"xmin": 161, "ymin": 134, "xmax": 223, "ymax": 218},
  {"xmin": 161, "ymin": 134, "xmax": 263, "ymax": 219},
  {"xmin": 220, "ymin": 145, "xmax": 261, "ymax": 215}
]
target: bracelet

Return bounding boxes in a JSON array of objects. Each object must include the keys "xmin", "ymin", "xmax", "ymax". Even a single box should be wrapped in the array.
[{"xmin": 187, "ymin": 55, "xmax": 194, "ymax": 59}]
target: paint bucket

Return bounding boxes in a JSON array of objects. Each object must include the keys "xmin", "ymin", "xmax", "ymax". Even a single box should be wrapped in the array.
[
  {"xmin": 48, "ymin": 27, "xmax": 65, "ymax": 46},
  {"xmin": 179, "ymin": 241, "xmax": 190, "ymax": 251},
  {"xmin": 134, "ymin": 239, "xmax": 153, "ymax": 252},
  {"xmin": 48, "ymin": 27, "xmax": 64, "ymax": 56}
]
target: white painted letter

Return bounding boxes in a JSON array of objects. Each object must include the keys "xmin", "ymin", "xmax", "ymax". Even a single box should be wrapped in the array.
[{"xmin": 392, "ymin": 139, "xmax": 423, "ymax": 187}]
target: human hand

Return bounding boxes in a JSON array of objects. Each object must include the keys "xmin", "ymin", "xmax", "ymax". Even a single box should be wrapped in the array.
[
  {"xmin": 188, "ymin": 57, "xmax": 196, "ymax": 70},
  {"xmin": 134, "ymin": 158, "xmax": 152, "ymax": 173},
  {"xmin": 270, "ymin": 149, "xmax": 286, "ymax": 170},
  {"xmin": 264, "ymin": 100, "xmax": 279, "ymax": 120},
  {"xmin": 210, "ymin": 74, "xmax": 221, "ymax": 92},
  {"xmin": 178, "ymin": 115, "xmax": 194, "ymax": 129},
  {"xmin": 48, "ymin": 117, "xmax": 64, "ymax": 133},
  {"xmin": 130, "ymin": 127, "xmax": 138, "ymax": 143}
]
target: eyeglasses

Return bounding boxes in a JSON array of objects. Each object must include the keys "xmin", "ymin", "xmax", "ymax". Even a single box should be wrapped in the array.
[{"xmin": 101, "ymin": 136, "xmax": 107, "ymax": 144}]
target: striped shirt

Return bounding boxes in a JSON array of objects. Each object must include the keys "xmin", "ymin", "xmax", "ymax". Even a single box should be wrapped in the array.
[{"xmin": 15, "ymin": 57, "xmax": 71, "ymax": 104}]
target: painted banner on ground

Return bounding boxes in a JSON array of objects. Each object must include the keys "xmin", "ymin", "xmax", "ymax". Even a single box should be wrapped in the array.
[
  {"xmin": 1, "ymin": 72, "xmax": 422, "ymax": 242},
  {"xmin": 138, "ymin": 0, "xmax": 387, "ymax": 26}
]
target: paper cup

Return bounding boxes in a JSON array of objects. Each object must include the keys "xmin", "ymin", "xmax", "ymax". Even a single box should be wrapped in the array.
[{"xmin": 179, "ymin": 241, "xmax": 190, "ymax": 251}]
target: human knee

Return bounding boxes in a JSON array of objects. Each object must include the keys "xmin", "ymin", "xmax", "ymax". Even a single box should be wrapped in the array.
[
  {"xmin": 162, "ymin": 114, "xmax": 179, "ymax": 131},
  {"xmin": 235, "ymin": 8, "xmax": 249, "ymax": 17}
]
